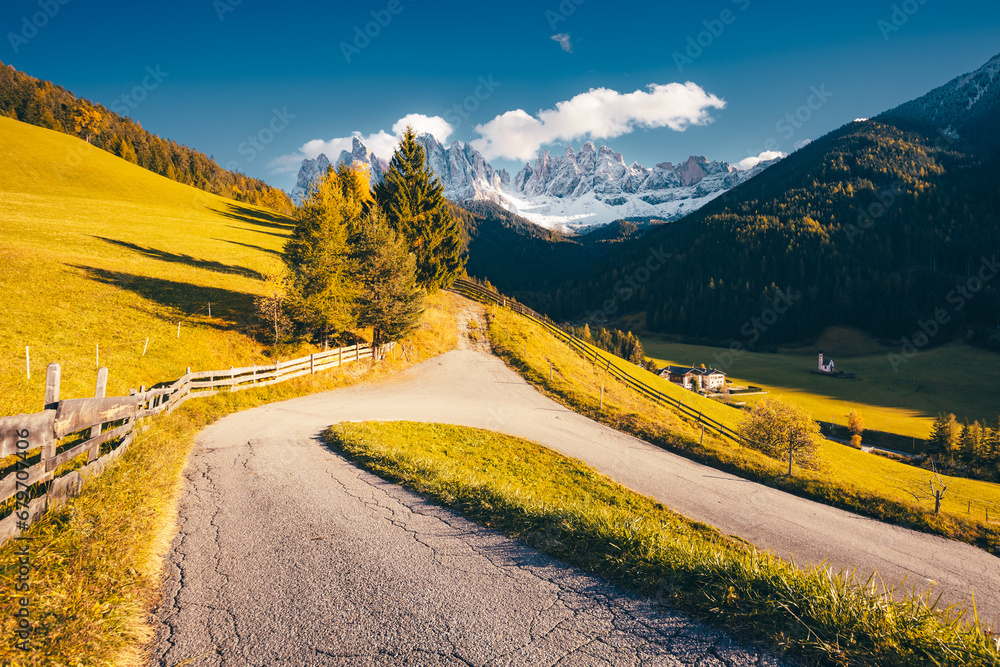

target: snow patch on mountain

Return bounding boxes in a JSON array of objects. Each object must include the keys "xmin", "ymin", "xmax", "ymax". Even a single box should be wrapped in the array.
[
  {"xmin": 506, "ymin": 142, "xmax": 778, "ymax": 230},
  {"xmin": 880, "ymin": 52, "xmax": 1000, "ymax": 138},
  {"xmin": 291, "ymin": 134, "xmax": 780, "ymax": 230},
  {"xmin": 291, "ymin": 137, "xmax": 387, "ymax": 204}
]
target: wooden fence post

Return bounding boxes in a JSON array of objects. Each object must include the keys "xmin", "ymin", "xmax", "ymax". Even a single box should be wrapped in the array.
[
  {"xmin": 45, "ymin": 363, "xmax": 60, "ymax": 410},
  {"xmin": 339, "ymin": 346, "xmax": 343, "ymax": 367},
  {"xmin": 41, "ymin": 363, "xmax": 60, "ymax": 468},
  {"xmin": 89, "ymin": 367, "xmax": 108, "ymax": 443},
  {"xmin": 310, "ymin": 353, "xmax": 315, "ymax": 375}
]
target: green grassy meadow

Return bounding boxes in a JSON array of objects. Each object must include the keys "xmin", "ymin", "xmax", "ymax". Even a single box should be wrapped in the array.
[
  {"xmin": 486, "ymin": 304, "xmax": 1000, "ymax": 552},
  {"xmin": 636, "ymin": 326, "xmax": 1000, "ymax": 441},
  {"xmin": 326, "ymin": 421, "xmax": 1000, "ymax": 666},
  {"xmin": 0, "ymin": 115, "xmax": 295, "ymax": 415}
]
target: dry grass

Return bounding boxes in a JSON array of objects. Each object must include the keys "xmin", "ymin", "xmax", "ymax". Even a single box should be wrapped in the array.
[
  {"xmin": 327, "ymin": 421, "xmax": 1000, "ymax": 667},
  {"xmin": 486, "ymin": 305, "xmax": 1000, "ymax": 554},
  {"xmin": 0, "ymin": 116, "xmax": 300, "ymax": 415},
  {"xmin": 0, "ymin": 290, "xmax": 463, "ymax": 666}
]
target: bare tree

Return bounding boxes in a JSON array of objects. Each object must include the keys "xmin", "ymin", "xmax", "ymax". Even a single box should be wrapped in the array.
[{"xmin": 254, "ymin": 271, "xmax": 294, "ymax": 352}]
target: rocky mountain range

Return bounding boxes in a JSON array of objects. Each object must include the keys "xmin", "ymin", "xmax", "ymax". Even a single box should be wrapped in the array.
[
  {"xmin": 291, "ymin": 134, "xmax": 779, "ymax": 230},
  {"xmin": 506, "ymin": 143, "xmax": 777, "ymax": 229},
  {"xmin": 291, "ymin": 137, "xmax": 387, "ymax": 204}
]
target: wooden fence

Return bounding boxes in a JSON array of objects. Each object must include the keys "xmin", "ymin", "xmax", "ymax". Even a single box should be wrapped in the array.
[
  {"xmin": 450, "ymin": 279, "xmax": 742, "ymax": 442},
  {"xmin": 0, "ymin": 341, "xmax": 391, "ymax": 545}
]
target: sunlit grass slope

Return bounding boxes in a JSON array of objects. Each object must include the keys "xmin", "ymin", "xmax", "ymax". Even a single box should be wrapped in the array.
[
  {"xmin": 326, "ymin": 422, "xmax": 1000, "ymax": 667},
  {"xmin": 488, "ymin": 305, "xmax": 1000, "ymax": 552},
  {"xmin": 0, "ymin": 116, "xmax": 294, "ymax": 414},
  {"xmin": 636, "ymin": 326, "xmax": 1000, "ymax": 441},
  {"xmin": 0, "ymin": 291, "xmax": 463, "ymax": 667}
]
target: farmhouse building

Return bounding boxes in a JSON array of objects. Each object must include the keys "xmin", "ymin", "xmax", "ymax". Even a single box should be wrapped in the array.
[{"xmin": 658, "ymin": 365, "xmax": 727, "ymax": 392}]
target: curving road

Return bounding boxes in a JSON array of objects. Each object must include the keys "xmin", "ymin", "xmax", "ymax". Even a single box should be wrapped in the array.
[{"xmin": 150, "ymin": 303, "xmax": 999, "ymax": 665}]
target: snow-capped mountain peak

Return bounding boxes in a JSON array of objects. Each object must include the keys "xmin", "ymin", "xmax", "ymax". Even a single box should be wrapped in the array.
[
  {"xmin": 880, "ymin": 52, "xmax": 1000, "ymax": 141},
  {"xmin": 292, "ymin": 135, "xmax": 780, "ymax": 230},
  {"xmin": 505, "ymin": 144, "xmax": 777, "ymax": 229}
]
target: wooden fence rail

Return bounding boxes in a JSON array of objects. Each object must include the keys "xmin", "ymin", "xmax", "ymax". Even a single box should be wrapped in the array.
[
  {"xmin": 450, "ymin": 279, "xmax": 743, "ymax": 443},
  {"xmin": 0, "ymin": 340, "xmax": 391, "ymax": 545}
]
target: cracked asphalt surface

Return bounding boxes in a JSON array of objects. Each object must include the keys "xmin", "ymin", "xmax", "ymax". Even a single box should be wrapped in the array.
[{"xmin": 150, "ymin": 302, "xmax": 999, "ymax": 665}]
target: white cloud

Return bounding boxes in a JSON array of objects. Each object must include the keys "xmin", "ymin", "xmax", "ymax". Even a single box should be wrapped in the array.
[
  {"xmin": 269, "ymin": 114, "xmax": 453, "ymax": 174},
  {"xmin": 392, "ymin": 113, "xmax": 454, "ymax": 144},
  {"xmin": 793, "ymin": 138, "xmax": 812, "ymax": 150},
  {"xmin": 735, "ymin": 150, "xmax": 785, "ymax": 171},
  {"xmin": 552, "ymin": 33, "xmax": 573, "ymax": 52},
  {"xmin": 470, "ymin": 82, "xmax": 726, "ymax": 162}
]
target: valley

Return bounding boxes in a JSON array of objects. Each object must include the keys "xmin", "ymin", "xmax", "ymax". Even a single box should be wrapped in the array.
[
  {"xmin": 637, "ymin": 329, "xmax": 1000, "ymax": 441},
  {"xmin": 1, "ymin": 16, "xmax": 999, "ymax": 666}
]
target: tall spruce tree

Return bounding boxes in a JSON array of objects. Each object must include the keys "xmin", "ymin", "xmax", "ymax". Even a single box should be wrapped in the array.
[
  {"xmin": 283, "ymin": 166, "xmax": 358, "ymax": 342},
  {"xmin": 927, "ymin": 413, "xmax": 960, "ymax": 460},
  {"xmin": 351, "ymin": 209, "xmax": 425, "ymax": 347},
  {"xmin": 374, "ymin": 126, "xmax": 465, "ymax": 290}
]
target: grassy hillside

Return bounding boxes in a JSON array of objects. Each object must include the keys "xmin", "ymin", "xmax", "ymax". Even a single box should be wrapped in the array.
[
  {"xmin": 0, "ymin": 60, "xmax": 292, "ymax": 213},
  {"xmin": 0, "ymin": 116, "xmax": 295, "ymax": 415},
  {"xmin": 327, "ymin": 422, "xmax": 1000, "ymax": 666},
  {"xmin": 485, "ymin": 302, "xmax": 1000, "ymax": 554},
  {"xmin": 638, "ymin": 329, "xmax": 1000, "ymax": 440}
]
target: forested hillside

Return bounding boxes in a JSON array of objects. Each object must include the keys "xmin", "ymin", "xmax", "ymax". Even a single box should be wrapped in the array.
[
  {"xmin": 0, "ymin": 60, "xmax": 293, "ymax": 214},
  {"xmin": 524, "ymin": 119, "xmax": 1000, "ymax": 347},
  {"xmin": 458, "ymin": 201, "xmax": 658, "ymax": 298}
]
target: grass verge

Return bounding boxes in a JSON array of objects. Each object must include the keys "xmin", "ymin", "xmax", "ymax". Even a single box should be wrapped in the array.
[
  {"xmin": 483, "ymin": 304, "xmax": 1000, "ymax": 555},
  {"xmin": 324, "ymin": 421, "xmax": 1000, "ymax": 666},
  {"xmin": 0, "ymin": 290, "xmax": 462, "ymax": 667}
]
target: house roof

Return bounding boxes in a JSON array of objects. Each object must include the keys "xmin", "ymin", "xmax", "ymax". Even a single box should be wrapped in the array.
[{"xmin": 659, "ymin": 365, "xmax": 726, "ymax": 377}]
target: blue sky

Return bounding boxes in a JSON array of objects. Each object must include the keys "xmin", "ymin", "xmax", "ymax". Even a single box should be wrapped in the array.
[{"xmin": 4, "ymin": 0, "xmax": 999, "ymax": 191}]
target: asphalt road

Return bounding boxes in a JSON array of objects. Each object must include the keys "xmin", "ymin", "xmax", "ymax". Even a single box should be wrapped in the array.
[{"xmin": 150, "ymin": 304, "xmax": 1000, "ymax": 665}]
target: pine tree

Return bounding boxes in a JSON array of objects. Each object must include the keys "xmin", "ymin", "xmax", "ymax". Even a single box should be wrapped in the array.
[
  {"xmin": 959, "ymin": 420, "xmax": 985, "ymax": 465},
  {"xmin": 283, "ymin": 166, "xmax": 358, "ymax": 342},
  {"xmin": 987, "ymin": 417, "xmax": 1000, "ymax": 469},
  {"xmin": 927, "ymin": 413, "xmax": 959, "ymax": 460},
  {"xmin": 115, "ymin": 135, "xmax": 138, "ymax": 164},
  {"xmin": 958, "ymin": 420, "xmax": 975, "ymax": 464},
  {"xmin": 374, "ymin": 126, "xmax": 465, "ymax": 290},
  {"xmin": 351, "ymin": 209, "xmax": 424, "ymax": 348}
]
